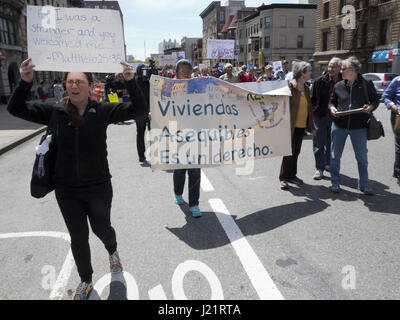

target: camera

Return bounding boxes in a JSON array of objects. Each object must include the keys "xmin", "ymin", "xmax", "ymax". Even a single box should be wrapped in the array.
[{"xmin": 137, "ymin": 59, "xmax": 158, "ymax": 82}]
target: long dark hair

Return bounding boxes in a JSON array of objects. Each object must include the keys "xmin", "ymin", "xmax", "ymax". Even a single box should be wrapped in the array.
[{"xmin": 62, "ymin": 72, "xmax": 93, "ymax": 126}]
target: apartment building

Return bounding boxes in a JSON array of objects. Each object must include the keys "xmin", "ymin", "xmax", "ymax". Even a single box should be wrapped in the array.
[
  {"xmin": 236, "ymin": 3, "xmax": 317, "ymax": 67},
  {"xmin": 313, "ymin": 0, "xmax": 400, "ymax": 77},
  {"xmin": 0, "ymin": 0, "xmax": 69, "ymax": 103}
]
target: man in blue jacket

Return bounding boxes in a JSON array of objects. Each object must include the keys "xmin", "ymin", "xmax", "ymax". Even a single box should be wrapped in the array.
[{"xmin": 382, "ymin": 75, "xmax": 400, "ymax": 185}]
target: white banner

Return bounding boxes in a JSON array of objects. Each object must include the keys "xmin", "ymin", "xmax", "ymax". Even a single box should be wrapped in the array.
[
  {"xmin": 159, "ymin": 55, "xmax": 177, "ymax": 67},
  {"xmin": 273, "ymin": 61, "xmax": 283, "ymax": 73},
  {"xmin": 149, "ymin": 76, "xmax": 292, "ymax": 171},
  {"xmin": 27, "ymin": 6, "xmax": 125, "ymax": 73},
  {"xmin": 206, "ymin": 39, "xmax": 235, "ymax": 59},
  {"xmin": 172, "ymin": 51, "xmax": 185, "ymax": 61}
]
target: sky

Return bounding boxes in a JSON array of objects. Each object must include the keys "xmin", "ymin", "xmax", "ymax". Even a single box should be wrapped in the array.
[{"xmin": 115, "ymin": 0, "xmax": 299, "ymax": 61}]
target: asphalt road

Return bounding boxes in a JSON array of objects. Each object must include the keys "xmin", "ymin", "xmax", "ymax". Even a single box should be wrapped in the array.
[{"xmin": 0, "ymin": 103, "xmax": 399, "ymax": 300}]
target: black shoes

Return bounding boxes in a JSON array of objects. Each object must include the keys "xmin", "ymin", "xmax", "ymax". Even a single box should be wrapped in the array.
[
  {"xmin": 280, "ymin": 177, "xmax": 303, "ymax": 190},
  {"xmin": 287, "ymin": 176, "xmax": 304, "ymax": 186}
]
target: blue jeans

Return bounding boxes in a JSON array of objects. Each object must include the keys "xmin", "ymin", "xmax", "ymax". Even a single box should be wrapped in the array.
[
  {"xmin": 391, "ymin": 112, "xmax": 400, "ymax": 178},
  {"xmin": 330, "ymin": 122, "xmax": 369, "ymax": 189},
  {"xmin": 313, "ymin": 115, "xmax": 332, "ymax": 170},
  {"xmin": 173, "ymin": 169, "xmax": 201, "ymax": 207}
]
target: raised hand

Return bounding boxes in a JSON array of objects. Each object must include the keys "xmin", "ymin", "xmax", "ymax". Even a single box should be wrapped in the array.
[
  {"xmin": 20, "ymin": 58, "xmax": 35, "ymax": 83},
  {"xmin": 120, "ymin": 61, "xmax": 135, "ymax": 81}
]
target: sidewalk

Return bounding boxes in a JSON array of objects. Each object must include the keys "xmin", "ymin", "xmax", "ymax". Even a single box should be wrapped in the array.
[{"xmin": 0, "ymin": 98, "xmax": 56, "ymax": 156}]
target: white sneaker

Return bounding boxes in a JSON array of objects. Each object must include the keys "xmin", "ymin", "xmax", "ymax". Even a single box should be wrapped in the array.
[{"xmin": 313, "ymin": 170, "xmax": 323, "ymax": 180}]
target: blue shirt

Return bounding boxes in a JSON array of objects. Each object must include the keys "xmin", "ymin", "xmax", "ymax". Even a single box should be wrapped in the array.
[{"xmin": 382, "ymin": 76, "xmax": 400, "ymax": 112}]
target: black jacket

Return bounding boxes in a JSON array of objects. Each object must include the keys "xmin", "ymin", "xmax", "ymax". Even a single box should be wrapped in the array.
[
  {"xmin": 8, "ymin": 78, "xmax": 147, "ymax": 188},
  {"xmin": 135, "ymin": 76, "xmax": 150, "ymax": 113},
  {"xmin": 329, "ymin": 74, "xmax": 379, "ymax": 129},
  {"xmin": 311, "ymin": 72, "xmax": 342, "ymax": 117}
]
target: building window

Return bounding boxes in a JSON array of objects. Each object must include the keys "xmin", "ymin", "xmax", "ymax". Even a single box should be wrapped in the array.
[
  {"xmin": 240, "ymin": 45, "xmax": 244, "ymax": 53},
  {"xmin": 280, "ymin": 16, "xmax": 287, "ymax": 28},
  {"xmin": 255, "ymin": 40, "xmax": 259, "ymax": 51},
  {"xmin": 297, "ymin": 35, "xmax": 303, "ymax": 48},
  {"xmin": 248, "ymin": 44, "xmax": 251, "ymax": 52},
  {"xmin": 298, "ymin": 16, "xmax": 304, "ymax": 28},
  {"xmin": 337, "ymin": 28, "xmax": 344, "ymax": 50},
  {"xmin": 322, "ymin": 31, "xmax": 328, "ymax": 51},
  {"xmin": 265, "ymin": 16, "xmax": 271, "ymax": 28},
  {"xmin": 361, "ymin": 23, "xmax": 367, "ymax": 47},
  {"xmin": 260, "ymin": 18, "xmax": 263, "ymax": 28},
  {"xmin": 379, "ymin": 20, "xmax": 388, "ymax": 45},
  {"xmin": 220, "ymin": 12, "xmax": 224, "ymax": 21},
  {"xmin": 0, "ymin": 18, "xmax": 17, "ymax": 46},
  {"xmin": 251, "ymin": 26, "xmax": 253, "ymax": 35},
  {"xmin": 264, "ymin": 36, "xmax": 270, "ymax": 48},
  {"xmin": 323, "ymin": 2, "xmax": 330, "ymax": 20},
  {"xmin": 279, "ymin": 35, "xmax": 287, "ymax": 48},
  {"xmin": 363, "ymin": 0, "xmax": 369, "ymax": 8}
]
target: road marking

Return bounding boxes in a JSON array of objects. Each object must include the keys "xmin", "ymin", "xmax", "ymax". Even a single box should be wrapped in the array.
[
  {"xmin": 0, "ymin": 231, "xmax": 73, "ymax": 300},
  {"xmin": 205, "ymin": 197, "xmax": 284, "ymax": 300},
  {"xmin": 172, "ymin": 260, "xmax": 224, "ymax": 300},
  {"xmin": 89, "ymin": 271, "xmax": 139, "ymax": 300},
  {"xmin": 199, "ymin": 172, "xmax": 283, "ymax": 299},
  {"xmin": 49, "ymin": 248, "xmax": 74, "ymax": 300},
  {"xmin": 201, "ymin": 169, "xmax": 215, "ymax": 192}
]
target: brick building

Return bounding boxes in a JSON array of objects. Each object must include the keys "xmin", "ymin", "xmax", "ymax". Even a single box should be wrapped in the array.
[
  {"xmin": 0, "ymin": 0, "xmax": 68, "ymax": 104},
  {"xmin": 191, "ymin": 39, "xmax": 203, "ymax": 66},
  {"xmin": 313, "ymin": 0, "xmax": 400, "ymax": 78},
  {"xmin": 200, "ymin": 1, "xmax": 256, "ymax": 67}
]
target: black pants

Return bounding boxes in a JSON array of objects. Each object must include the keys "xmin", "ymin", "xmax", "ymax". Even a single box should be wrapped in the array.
[
  {"xmin": 136, "ymin": 119, "xmax": 150, "ymax": 160},
  {"xmin": 391, "ymin": 112, "xmax": 400, "ymax": 178},
  {"xmin": 279, "ymin": 128, "xmax": 306, "ymax": 181},
  {"xmin": 55, "ymin": 181, "xmax": 117, "ymax": 283},
  {"xmin": 173, "ymin": 169, "xmax": 201, "ymax": 207}
]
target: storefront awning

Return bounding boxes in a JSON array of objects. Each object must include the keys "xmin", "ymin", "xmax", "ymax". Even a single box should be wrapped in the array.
[{"xmin": 369, "ymin": 49, "xmax": 393, "ymax": 63}]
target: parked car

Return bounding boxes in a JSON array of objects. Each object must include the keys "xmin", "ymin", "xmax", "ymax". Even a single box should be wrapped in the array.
[{"xmin": 362, "ymin": 73, "xmax": 398, "ymax": 97}]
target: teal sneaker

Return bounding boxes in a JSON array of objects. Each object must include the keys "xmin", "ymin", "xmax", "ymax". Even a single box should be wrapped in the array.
[
  {"xmin": 189, "ymin": 206, "xmax": 202, "ymax": 218},
  {"xmin": 174, "ymin": 194, "xmax": 184, "ymax": 205}
]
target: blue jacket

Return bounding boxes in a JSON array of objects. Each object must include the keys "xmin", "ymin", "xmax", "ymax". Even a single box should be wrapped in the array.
[{"xmin": 382, "ymin": 76, "xmax": 400, "ymax": 112}]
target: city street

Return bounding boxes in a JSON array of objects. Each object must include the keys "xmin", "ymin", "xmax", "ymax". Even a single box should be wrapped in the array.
[{"xmin": 0, "ymin": 103, "xmax": 399, "ymax": 300}]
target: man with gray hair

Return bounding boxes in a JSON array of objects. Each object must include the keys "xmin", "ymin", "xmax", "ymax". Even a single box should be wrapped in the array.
[
  {"xmin": 219, "ymin": 63, "xmax": 238, "ymax": 83},
  {"xmin": 310, "ymin": 57, "xmax": 342, "ymax": 180}
]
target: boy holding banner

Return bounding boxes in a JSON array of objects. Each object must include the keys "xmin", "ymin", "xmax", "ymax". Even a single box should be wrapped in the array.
[{"xmin": 172, "ymin": 59, "xmax": 202, "ymax": 217}]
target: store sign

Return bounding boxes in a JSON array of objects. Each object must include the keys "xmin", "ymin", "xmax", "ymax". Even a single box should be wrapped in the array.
[
  {"xmin": 369, "ymin": 49, "xmax": 393, "ymax": 63},
  {"xmin": 0, "ymin": 49, "xmax": 7, "ymax": 61}
]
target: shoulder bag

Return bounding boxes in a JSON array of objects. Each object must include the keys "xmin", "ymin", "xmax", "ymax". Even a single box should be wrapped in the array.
[{"xmin": 362, "ymin": 78, "xmax": 385, "ymax": 140}]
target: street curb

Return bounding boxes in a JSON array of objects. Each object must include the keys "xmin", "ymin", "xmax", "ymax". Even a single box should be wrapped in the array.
[{"xmin": 0, "ymin": 126, "xmax": 47, "ymax": 156}]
